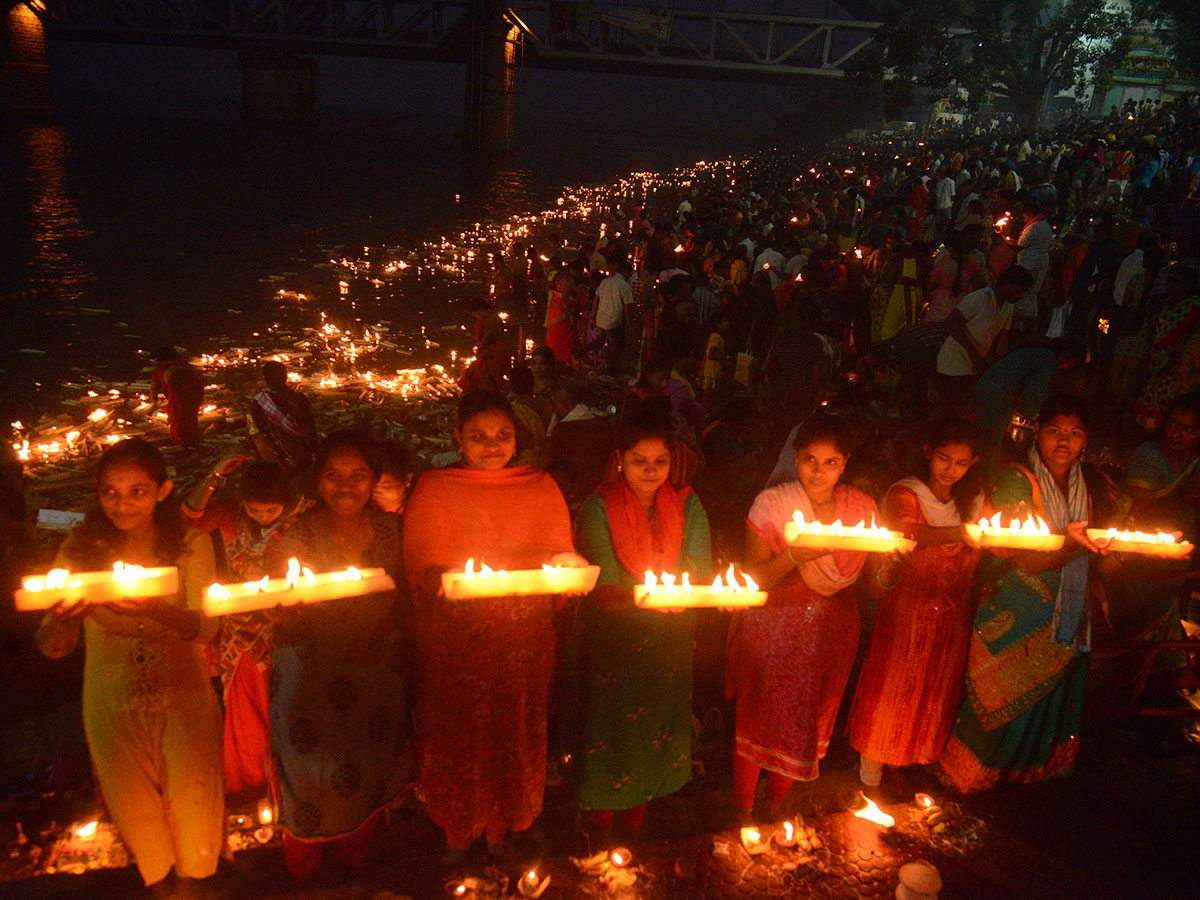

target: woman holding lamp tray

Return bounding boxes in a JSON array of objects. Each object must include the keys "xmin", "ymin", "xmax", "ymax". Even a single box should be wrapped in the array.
[
  {"xmin": 404, "ymin": 390, "xmax": 587, "ymax": 865},
  {"xmin": 848, "ymin": 417, "xmax": 985, "ymax": 789},
  {"xmin": 35, "ymin": 438, "xmax": 223, "ymax": 897},
  {"xmin": 941, "ymin": 395, "xmax": 1116, "ymax": 792},
  {"xmin": 561, "ymin": 408, "xmax": 712, "ymax": 845},
  {"xmin": 726, "ymin": 411, "xmax": 877, "ymax": 820},
  {"xmin": 267, "ymin": 430, "xmax": 415, "ymax": 878}
]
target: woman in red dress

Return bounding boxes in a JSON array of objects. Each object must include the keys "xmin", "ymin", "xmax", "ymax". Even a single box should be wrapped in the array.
[
  {"xmin": 849, "ymin": 418, "xmax": 984, "ymax": 787},
  {"xmin": 544, "ymin": 270, "xmax": 578, "ymax": 363},
  {"xmin": 403, "ymin": 390, "xmax": 587, "ymax": 864},
  {"xmin": 727, "ymin": 412, "xmax": 877, "ymax": 819}
]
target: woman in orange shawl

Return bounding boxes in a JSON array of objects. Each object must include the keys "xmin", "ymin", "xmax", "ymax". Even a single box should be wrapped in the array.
[{"xmin": 404, "ymin": 390, "xmax": 587, "ymax": 863}]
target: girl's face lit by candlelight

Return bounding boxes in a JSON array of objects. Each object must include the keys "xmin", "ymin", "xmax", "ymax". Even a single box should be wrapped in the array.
[
  {"xmin": 795, "ymin": 439, "xmax": 846, "ymax": 504},
  {"xmin": 621, "ymin": 438, "xmax": 671, "ymax": 504},
  {"xmin": 1036, "ymin": 415, "xmax": 1087, "ymax": 472},
  {"xmin": 372, "ymin": 472, "xmax": 413, "ymax": 514},
  {"xmin": 242, "ymin": 501, "xmax": 284, "ymax": 527},
  {"xmin": 925, "ymin": 441, "xmax": 978, "ymax": 495},
  {"xmin": 456, "ymin": 409, "xmax": 516, "ymax": 470},
  {"xmin": 98, "ymin": 461, "xmax": 172, "ymax": 535},
  {"xmin": 317, "ymin": 447, "xmax": 376, "ymax": 518}
]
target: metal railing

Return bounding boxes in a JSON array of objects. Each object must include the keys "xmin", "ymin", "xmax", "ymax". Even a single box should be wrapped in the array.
[{"xmin": 29, "ymin": 1, "xmax": 882, "ymax": 78}]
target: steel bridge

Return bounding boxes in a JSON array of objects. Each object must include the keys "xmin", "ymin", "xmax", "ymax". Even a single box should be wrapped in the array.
[{"xmin": 28, "ymin": 1, "xmax": 884, "ymax": 83}]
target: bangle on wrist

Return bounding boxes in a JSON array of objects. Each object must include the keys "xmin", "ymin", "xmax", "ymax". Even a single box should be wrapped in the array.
[{"xmin": 787, "ymin": 547, "xmax": 802, "ymax": 566}]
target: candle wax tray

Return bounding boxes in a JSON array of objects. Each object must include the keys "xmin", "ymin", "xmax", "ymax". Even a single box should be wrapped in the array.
[
  {"xmin": 963, "ymin": 525, "xmax": 1066, "ymax": 551},
  {"xmin": 203, "ymin": 568, "xmax": 395, "ymax": 616},
  {"xmin": 1086, "ymin": 529, "xmax": 1193, "ymax": 558},
  {"xmin": 634, "ymin": 587, "xmax": 767, "ymax": 609},
  {"xmin": 15, "ymin": 567, "xmax": 179, "ymax": 611},
  {"xmin": 442, "ymin": 565, "xmax": 600, "ymax": 600},
  {"xmin": 784, "ymin": 522, "xmax": 915, "ymax": 554}
]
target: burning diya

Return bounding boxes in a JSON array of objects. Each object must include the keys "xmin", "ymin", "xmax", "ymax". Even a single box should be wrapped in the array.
[
  {"xmin": 441, "ymin": 559, "xmax": 600, "ymax": 600},
  {"xmin": 965, "ymin": 513, "xmax": 1065, "ymax": 551},
  {"xmin": 1086, "ymin": 527, "xmax": 1193, "ymax": 558},
  {"xmin": 203, "ymin": 559, "xmax": 394, "ymax": 616},
  {"xmin": 853, "ymin": 796, "xmax": 896, "ymax": 829},
  {"xmin": 16, "ymin": 563, "xmax": 179, "ymax": 611},
  {"xmin": 739, "ymin": 825, "xmax": 771, "ymax": 855},
  {"xmin": 635, "ymin": 565, "xmax": 766, "ymax": 609},
  {"xmin": 785, "ymin": 511, "xmax": 916, "ymax": 554},
  {"xmin": 517, "ymin": 868, "xmax": 551, "ymax": 898}
]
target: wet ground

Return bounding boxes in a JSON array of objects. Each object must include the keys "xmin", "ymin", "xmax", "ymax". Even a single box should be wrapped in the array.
[{"xmin": 3, "ymin": 702, "xmax": 1197, "ymax": 900}]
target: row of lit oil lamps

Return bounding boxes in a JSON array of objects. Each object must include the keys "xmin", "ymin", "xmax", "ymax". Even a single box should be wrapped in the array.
[{"xmin": 18, "ymin": 509, "xmax": 1191, "ymax": 612}]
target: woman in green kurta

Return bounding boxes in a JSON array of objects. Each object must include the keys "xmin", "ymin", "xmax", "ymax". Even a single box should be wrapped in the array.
[
  {"xmin": 564, "ymin": 409, "xmax": 712, "ymax": 841},
  {"xmin": 941, "ymin": 396, "xmax": 1113, "ymax": 793}
]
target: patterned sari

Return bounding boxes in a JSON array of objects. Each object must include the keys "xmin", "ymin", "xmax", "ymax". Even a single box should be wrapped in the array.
[
  {"xmin": 939, "ymin": 464, "xmax": 1091, "ymax": 793},
  {"xmin": 1134, "ymin": 293, "xmax": 1200, "ymax": 427}
]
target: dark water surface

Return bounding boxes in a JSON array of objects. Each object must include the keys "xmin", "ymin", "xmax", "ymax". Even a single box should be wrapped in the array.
[{"xmin": 0, "ymin": 93, "xmax": 755, "ymax": 422}]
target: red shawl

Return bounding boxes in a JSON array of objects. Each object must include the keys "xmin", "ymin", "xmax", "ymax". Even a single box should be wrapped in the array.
[{"xmin": 597, "ymin": 478, "xmax": 690, "ymax": 578}]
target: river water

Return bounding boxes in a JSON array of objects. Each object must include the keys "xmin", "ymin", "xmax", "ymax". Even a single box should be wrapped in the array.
[{"xmin": 0, "ymin": 44, "xmax": 799, "ymax": 423}]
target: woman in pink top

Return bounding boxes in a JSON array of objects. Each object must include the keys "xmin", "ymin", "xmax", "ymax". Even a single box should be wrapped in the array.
[{"xmin": 727, "ymin": 412, "xmax": 877, "ymax": 818}]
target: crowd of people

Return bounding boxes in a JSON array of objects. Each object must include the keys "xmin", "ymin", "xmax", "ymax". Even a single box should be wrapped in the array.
[{"xmin": 24, "ymin": 94, "xmax": 1200, "ymax": 897}]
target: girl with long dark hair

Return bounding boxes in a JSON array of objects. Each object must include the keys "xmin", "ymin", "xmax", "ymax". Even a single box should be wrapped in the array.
[
  {"xmin": 36, "ymin": 438, "xmax": 223, "ymax": 897},
  {"xmin": 849, "ymin": 417, "xmax": 985, "ymax": 787}
]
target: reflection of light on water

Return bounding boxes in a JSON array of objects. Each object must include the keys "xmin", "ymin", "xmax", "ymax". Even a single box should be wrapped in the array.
[{"xmin": 21, "ymin": 124, "xmax": 94, "ymax": 305}]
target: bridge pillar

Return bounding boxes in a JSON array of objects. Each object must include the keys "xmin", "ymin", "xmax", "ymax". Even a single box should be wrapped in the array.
[
  {"xmin": 464, "ymin": 0, "xmax": 514, "ymax": 154},
  {"xmin": 239, "ymin": 51, "xmax": 318, "ymax": 126},
  {"xmin": 1, "ymin": 3, "xmax": 54, "ymax": 119}
]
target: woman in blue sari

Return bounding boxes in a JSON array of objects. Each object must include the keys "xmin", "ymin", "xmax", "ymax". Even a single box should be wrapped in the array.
[{"xmin": 941, "ymin": 395, "xmax": 1115, "ymax": 793}]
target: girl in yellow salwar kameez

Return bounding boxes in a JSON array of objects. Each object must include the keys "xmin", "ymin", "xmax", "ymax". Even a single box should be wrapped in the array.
[{"xmin": 37, "ymin": 439, "xmax": 223, "ymax": 897}]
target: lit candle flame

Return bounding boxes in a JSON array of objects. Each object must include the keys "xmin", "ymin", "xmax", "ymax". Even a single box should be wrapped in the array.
[
  {"xmin": 75, "ymin": 821, "xmax": 99, "ymax": 839},
  {"xmin": 791, "ymin": 510, "xmax": 903, "ymax": 540},
  {"xmin": 1105, "ymin": 527, "xmax": 1177, "ymax": 544},
  {"xmin": 853, "ymin": 797, "xmax": 895, "ymax": 828},
  {"xmin": 975, "ymin": 512, "xmax": 1051, "ymax": 536}
]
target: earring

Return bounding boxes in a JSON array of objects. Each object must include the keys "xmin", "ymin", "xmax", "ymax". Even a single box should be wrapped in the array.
[{"xmin": 617, "ymin": 463, "xmax": 623, "ymax": 472}]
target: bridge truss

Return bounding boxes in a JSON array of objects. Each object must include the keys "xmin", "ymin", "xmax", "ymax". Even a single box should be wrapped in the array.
[{"xmin": 28, "ymin": 1, "xmax": 883, "ymax": 82}]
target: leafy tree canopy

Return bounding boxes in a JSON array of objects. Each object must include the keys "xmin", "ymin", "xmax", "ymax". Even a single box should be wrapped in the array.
[{"xmin": 849, "ymin": 0, "xmax": 1133, "ymax": 128}]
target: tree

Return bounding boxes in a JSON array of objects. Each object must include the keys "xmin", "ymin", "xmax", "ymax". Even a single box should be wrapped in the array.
[{"xmin": 849, "ymin": 0, "xmax": 1133, "ymax": 130}]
